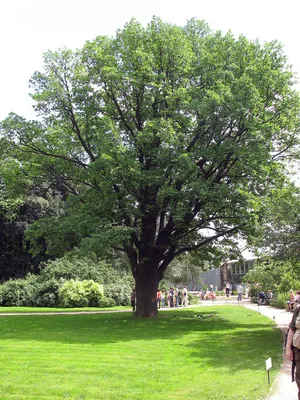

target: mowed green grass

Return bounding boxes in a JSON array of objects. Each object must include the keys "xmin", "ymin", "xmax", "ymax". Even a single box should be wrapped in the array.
[
  {"xmin": 0, "ymin": 306, "xmax": 282, "ymax": 400},
  {"xmin": 0, "ymin": 306, "xmax": 129, "ymax": 313}
]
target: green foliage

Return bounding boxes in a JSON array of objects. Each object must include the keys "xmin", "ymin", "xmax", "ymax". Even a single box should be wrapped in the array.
[
  {"xmin": 278, "ymin": 270, "xmax": 300, "ymax": 293},
  {"xmin": 0, "ymin": 255, "xmax": 132, "ymax": 308},
  {"xmin": 249, "ymin": 183, "xmax": 300, "ymax": 261},
  {"xmin": 0, "ymin": 274, "xmax": 38, "ymax": 306},
  {"xmin": 82, "ymin": 279, "xmax": 104, "ymax": 306},
  {"xmin": 244, "ymin": 258, "xmax": 300, "ymax": 304},
  {"xmin": 188, "ymin": 292, "xmax": 198, "ymax": 304},
  {"xmin": 39, "ymin": 256, "xmax": 132, "ymax": 306},
  {"xmin": 58, "ymin": 279, "xmax": 104, "ymax": 308},
  {"xmin": 0, "ymin": 185, "xmax": 64, "ymax": 281},
  {"xmin": 248, "ymin": 284, "xmax": 260, "ymax": 298},
  {"xmin": 164, "ymin": 253, "xmax": 207, "ymax": 286},
  {"xmin": 39, "ymin": 257, "xmax": 106, "ymax": 282},
  {"xmin": 1, "ymin": 17, "xmax": 300, "ymax": 316},
  {"xmin": 270, "ymin": 292, "xmax": 289, "ymax": 309},
  {"xmin": 104, "ymin": 282, "xmax": 131, "ymax": 306},
  {"xmin": 96, "ymin": 297, "xmax": 116, "ymax": 308},
  {"xmin": 39, "ymin": 255, "xmax": 132, "ymax": 285},
  {"xmin": 33, "ymin": 278, "xmax": 64, "ymax": 307},
  {"xmin": 243, "ymin": 258, "xmax": 285, "ymax": 293}
]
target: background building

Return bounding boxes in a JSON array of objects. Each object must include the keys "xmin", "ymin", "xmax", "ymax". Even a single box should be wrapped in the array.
[{"xmin": 197, "ymin": 257, "xmax": 257, "ymax": 291}]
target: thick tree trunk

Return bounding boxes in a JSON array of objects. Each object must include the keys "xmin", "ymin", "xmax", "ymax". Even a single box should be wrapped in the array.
[{"xmin": 135, "ymin": 263, "xmax": 159, "ymax": 318}]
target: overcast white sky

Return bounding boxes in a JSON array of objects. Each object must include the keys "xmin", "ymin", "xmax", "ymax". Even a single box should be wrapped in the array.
[{"xmin": 1, "ymin": 0, "xmax": 299, "ymax": 121}]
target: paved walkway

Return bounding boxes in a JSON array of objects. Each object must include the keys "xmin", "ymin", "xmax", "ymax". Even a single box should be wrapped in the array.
[{"xmin": 243, "ymin": 302, "xmax": 297, "ymax": 400}]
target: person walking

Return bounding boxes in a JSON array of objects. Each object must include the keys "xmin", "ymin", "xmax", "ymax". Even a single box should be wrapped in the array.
[
  {"xmin": 130, "ymin": 288, "xmax": 136, "ymax": 311},
  {"xmin": 169, "ymin": 288, "xmax": 174, "ymax": 308},
  {"xmin": 287, "ymin": 289, "xmax": 295, "ymax": 312},
  {"xmin": 237, "ymin": 284, "xmax": 243, "ymax": 304},
  {"xmin": 175, "ymin": 288, "xmax": 181, "ymax": 307},
  {"xmin": 182, "ymin": 286, "xmax": 188, "ymax": 307},
  {"xmin": 225, "ymin": 282, "xmax": 230, "ymax": 297},
  {"xmin": 161, "ymin": 290, "xmax": 165, "ymax": 308},
  {"xmin": 286, "ymin": 304, "xmax": 300, "ymax": 399},
  {"xmin": 157, "ymin": 289, "xmax": 161, "ymax": 309}
]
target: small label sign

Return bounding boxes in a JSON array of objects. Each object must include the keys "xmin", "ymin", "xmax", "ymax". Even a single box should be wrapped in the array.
[{"xmin": 266, "ymin": 357, "xmax": 272, "ymax": 371}]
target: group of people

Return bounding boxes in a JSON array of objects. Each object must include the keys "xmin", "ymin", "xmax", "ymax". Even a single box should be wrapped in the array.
[
  {"xmin": 130, "ymin": 286, "xmax": 189, "ymax": 311},
  {"xmin": 157, "ymin": 286, "xmax": 189, "ymax": 308},
  {"xmin": 197, "ymin": 283, "xmax": 217, "ymax": 301}
]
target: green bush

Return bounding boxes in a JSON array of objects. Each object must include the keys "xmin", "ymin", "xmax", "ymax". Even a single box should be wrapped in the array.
[
  {"xmin": 216, "ymin": 291, "xmax": 224, "ymax": 296},
  {"xmin": 188, "ymin": 293, "xmax": 198, "ymax": 304},
  {"xmin": 58, "ymin": 279, "xmax": 105, "ymax": 308},
  {"xmin": 0, "ymin": 274, "xmax": 38, "ymax": 306},
  {"xmin": 33, "ymin": 278, "xmax": 64, "ymax": 307},
  {"xmin": 248, "ymin": 284, "xmax": 260, "ymax": 298},
  {"xmin": 82, "ymin": 280, "xmax": 104, "ymax": 307},
  {"xmin": 39, "ymin": 258, "xmax": 105, "ymax": 283},
  {"xmin": 0, "ymin": 256, "xmax": 133, "ymax": 308},
  {"xmin": 278, "ymin": 272, "xmax": 300, "ymax": 294},
  {"xmin": 270, "ymin": 292, "xmax": 288, "ymax": 309},
  {"xmin": 97, "ymin": 297, "xmax": 116, "ymax": 307},
  {"xmin": 104, "ymin": 282, "xmax": 131, "ymax": 306},
  {"xmin": 39, "ymin": 256, "xmax": 132, "ymax": 285}
]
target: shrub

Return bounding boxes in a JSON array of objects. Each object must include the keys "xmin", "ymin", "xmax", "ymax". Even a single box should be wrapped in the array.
[
  {"xmin": 270, "ymin": 292, "xmax": 288, "ymax": 309},
  {"xmin": 248, "ymin": 284, "xmax": 260, "ymax": 298},
  {"xmin": 278, "ymin": 272, "xmax": 300, "ymax": 294},
  {"xmin": 39, "ymin": 256, "xmax": 132, "ymax": 285},
  {"xmin": 58, "ymin": 280, "xmax": 89, "ymax": 308},
  {"xmin": 39, "ymin": 258, "xmax": 105, "ymax": 283},
  {"xmin": 82, "ymin": 280, "xmax": 104, "ymax": 307},
  {"xmin": 0, "ymin": 274, "xmax": 38, "ymax": 306},
  {"xmin": 33, "ymin": 278, "xmax": 64, "ymax": 307},
  {"xmin": 97, "ymin": 297, "xmax": 116, "ymax": 307},
  {"xmin": 58, "ymin": 279, "xmax": 105, "ymax": 308},
  {"xmin": 188, "ymin": 292, "xmax": 198, "ymax": 304},
  {"xmin": 104, "ymin": 282, "xmax": 131, "ymax": 306}
]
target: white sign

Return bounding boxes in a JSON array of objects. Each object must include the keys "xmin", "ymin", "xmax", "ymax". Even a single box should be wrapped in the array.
[{"xmin": 266, "ymin": 357, "xmax": 272, "ymax": 371}]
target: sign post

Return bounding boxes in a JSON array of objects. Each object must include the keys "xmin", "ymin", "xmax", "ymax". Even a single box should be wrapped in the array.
[{"xmin": 266, "ymin": 357, "xmax": 272, "ymax": 385}]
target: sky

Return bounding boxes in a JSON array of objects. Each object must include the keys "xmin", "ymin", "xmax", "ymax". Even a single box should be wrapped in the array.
[{"xmin": 1, "ymin": 0, "xmax": 300, "ymax": 121}]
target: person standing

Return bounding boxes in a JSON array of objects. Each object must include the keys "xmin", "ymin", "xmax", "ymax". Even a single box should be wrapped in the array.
[
  {"xmin": 157, "ymin": 289, "xmax": 161, "ymax": 309},
  {"xmin": 161, "ymin": 290, "xmax": 165, "ymax": 308},
  {"xmin": 130, "ymin": 288, "xmax": 136, "ymax": 311},
  {"xmin": 169, "ymin": 288, "xmax": 174, "ymax": 308},
  {"xmin": 182, "ymin": 286, "xmax": 188, "ymax": 307},
  {"xmin": 288, "ymin": 290, "xmax": 295, "ymax": 312},
  {"xmin": 286, "ymin": 305, "xmax": 300, "ymax": 399},
  {"xmin": 237, "ymin": 284, "xmax": 243, "ymax": 304},
  {"xmin": 225, "ymin": 282, "xmax": 230, "ymax": 297},
  {"xmin": 175, "ymin": 288, "xmax": 181, "ymax": 307}
]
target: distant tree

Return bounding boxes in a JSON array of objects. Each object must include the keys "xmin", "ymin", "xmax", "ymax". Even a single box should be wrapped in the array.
[
  {"xmin": 250, "ymin": 182, "xmax": 300, "ymax": 261},
  {"xmin": 0, "ymin": 175, "xmax": 64, "ymax": 281},
  {"xmin": 1, "ymin": 18, "xmax": 300, "ymax": 316}
]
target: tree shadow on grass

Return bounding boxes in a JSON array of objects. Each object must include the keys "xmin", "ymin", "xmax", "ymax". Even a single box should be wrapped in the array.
[{"xmin": 0, "ymin": 306, "xmax": 282, "ymax": 373}]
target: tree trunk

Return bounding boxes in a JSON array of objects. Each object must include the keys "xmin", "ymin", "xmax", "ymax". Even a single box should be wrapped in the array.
[{"xmin": 135, "ymin": 263, "xmax": 159, "ymax": 318}]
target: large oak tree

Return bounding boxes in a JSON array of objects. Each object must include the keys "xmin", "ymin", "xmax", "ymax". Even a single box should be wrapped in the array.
[{"xmin": 1, "ymin": 18, "xmax": 300, "ymax": 316}]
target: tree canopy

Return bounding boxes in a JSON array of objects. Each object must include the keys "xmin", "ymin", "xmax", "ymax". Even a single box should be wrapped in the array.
[{"xmin": 1, "ymin": 17, "xmax": 300, "ymax": 316}]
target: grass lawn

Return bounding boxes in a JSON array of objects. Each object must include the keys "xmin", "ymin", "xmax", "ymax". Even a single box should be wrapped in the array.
[
  {"xmin": 0, "ymin": 306, "xmax": 129, "ymax": 314},
  {"xmin": 0, "ymin": 306, "xmax": 282, "ymax": 400}
]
